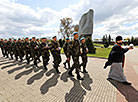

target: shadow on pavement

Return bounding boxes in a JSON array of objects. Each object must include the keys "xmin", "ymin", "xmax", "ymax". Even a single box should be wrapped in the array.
[
  {"xmin": 40, "ymin": 69, "xmax": 60, "ymax": 94},
  {"xmin": 65, "ymin": 77, "xmax": 86, "ymax": 102},
  {"xmin": 8, "ymin": 64, "xmax": 33, "ymax": 74},
  {"xmin": 14, "ymin": 65, "xmax": 40, "ymax": 80},
  {"xmin": 60, "ymin": 69, "xmax": 70, "ymax": 82},
  {"xmin": 108, "ymin": 79, "xmax": 138, "ymax": 102},
  {"xmin": 81, "ymin": 73, "xmax": 93, "ymax": 91},
  {"xmin": 27, "ymin": 68, "xmax": 47, "ymax": 85}
]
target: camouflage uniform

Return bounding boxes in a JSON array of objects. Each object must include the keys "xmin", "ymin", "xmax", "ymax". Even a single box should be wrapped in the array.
[
  {"xmin": 16, "ymin": 40, "xmax": 24, "ymax": 61},
  {"xmin": 68, "ymin": 38, "xmax": 82, "ymax": 79},
  {"xmin": 40, "ymin": 41, "xmax": 50, "ymax": 70},
  {"xmin": 30, "ymin": 40, "xmax": 39, "ymax": 66},
  {"xmin": 3, "ymin": 40, "xmax": 9, "ymax": 58},
  {"xmin": 7, "ymin": 39, "xmax": 14, "ymax": 59},
  {"xmin": 24, "ymin": 40, "xmax": 31, "ymax": 64},
  {"xmin": 49, "ymin": 40, "xmax": 61, "ymax": 73},
  {"xmin": 80, "ymin": 42, "xmax": 88, "ymax": 73},
  {"xmin": 63, "ymin": 41, "xmax": 70, "ymax": 69},
  {"xmin": 12, "ymin": 40, "xmax": 18, "ymax": 60},
  {"xmin": 36, "ymin": 40, "xmax": 41, "ymax": 62},
  {"xmin": 0, "ymin": 39, "xmax": 5, "ymax": 57}
]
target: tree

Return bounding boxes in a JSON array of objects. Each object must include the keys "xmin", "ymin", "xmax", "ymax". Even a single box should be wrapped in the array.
[
  {"xmin": 108, "ymin": 34, "xmax": 111, "ymax": 44},
  {"xmin": 59, "ymin": 17, "xmax": 74, "ymax": 38},
  {"xmin": 86, "ymin": 38, "xmax": 96, "ymax": 54}
]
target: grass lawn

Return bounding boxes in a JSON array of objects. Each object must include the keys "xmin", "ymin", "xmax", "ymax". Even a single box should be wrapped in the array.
[
  {"xmin": 61, "ymin": 47, "xmax": 111, "ymax": 59},
  {"xmin": 87, "ymin": 48, "xmax": 111, "ymax": 59}
]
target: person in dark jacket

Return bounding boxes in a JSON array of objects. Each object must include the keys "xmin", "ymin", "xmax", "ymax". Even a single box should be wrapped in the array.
[{"xmin": 104, "ymin": 36, "xmax": 133, "ymax": 85}]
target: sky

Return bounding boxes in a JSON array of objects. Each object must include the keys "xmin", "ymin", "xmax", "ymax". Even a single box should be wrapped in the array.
[{"xmin": 0, "ymin": 0, "xmax": 138, "ymax": 39}]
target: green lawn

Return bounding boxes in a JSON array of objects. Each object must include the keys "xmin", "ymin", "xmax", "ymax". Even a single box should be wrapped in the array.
[
  {"xmin": 87, "ymin": 48, "xmax": 111, "ymax": 59},
  {"xmin": 61, "ymin": 47, "xmax": 111, "ymax": 59}
]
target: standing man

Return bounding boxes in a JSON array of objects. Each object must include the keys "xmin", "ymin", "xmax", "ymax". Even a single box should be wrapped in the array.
[
  {"xmin": 68, "ymin": 32, "xmax": 83, "ymax": 80},
  {"xmin": 7, "ymin": 38, "xmax": 14, "ymax": 59},
  {"xmin": 49, "ymin": 36, "xmax": 61, "ymax": 74},
  {"xmin": 3, "ymin": 39, "xmax": 9, "ymax": 58},
  {"xmin": 104, "ymin": 36, "xmax": 133, "ymax": 85},
  {"xmin": 63, "ymin": 37, "xmax": 71, "ymax": 69},
  {"xmin": 30, "ymin": 37, "xmax": 39, "ymax": 67},
  {"xmin": 36, "ymin": 39, "xmax": 41, "ymax": 62},
  {"xmin": 80, "ymin": 37, "xmax": 88, "ymax": 73},
  {"xmin": 40, "ymin": 38, "xmax": 50, "ymax": 70},
  {"xmin": 12, "ymin": 39, "xmax": 18, "ymax": 60}
]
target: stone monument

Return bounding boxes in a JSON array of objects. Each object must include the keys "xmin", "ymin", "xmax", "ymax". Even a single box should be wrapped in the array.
[{"xmin": 78, "ymin": 9, "xmax": 94, "ymax": 38}]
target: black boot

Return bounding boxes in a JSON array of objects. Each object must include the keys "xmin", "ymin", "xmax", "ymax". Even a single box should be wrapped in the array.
[
  {"xmin": 122, "ymin": 81, "xmax": 132, "ymax": 85},
  {"xmin": 63, "ymin": 62, "xmax": 66, "ymax": 68}
]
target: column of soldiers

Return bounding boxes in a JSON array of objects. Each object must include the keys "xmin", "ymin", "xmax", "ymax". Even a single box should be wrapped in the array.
[{"xmin": 0, "ymin": 32, "xmax": 88, "ymax": 80}]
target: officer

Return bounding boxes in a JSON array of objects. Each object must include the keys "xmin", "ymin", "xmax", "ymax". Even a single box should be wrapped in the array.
[
  {"xmin": 36, "ymin": 39, "xmax": 41, "ymax": 62},
  {"xmin": 80, "ymin": 37, "xmax": 88, "ymax": 73},
  {"xmin": 63, "ymin": 37, "xmax": 71, "ymax": 69},
  {"xmin": 40, "ymin": 37, "xmax": 50, "ymax": 70},
  {"xmin": 30, "ymin": 37, "xmax": 39, "ymax": 67},
  {"xmin": 68, "ymin": 32, "xmax": 83, "ymax": 80},
  {"xmin": 24, "ymin": 37, "xmax": 31, "ymax": 64},
  {"xmin": 49, "ymin": 36, "xmax": 61, "ymax": 74}
]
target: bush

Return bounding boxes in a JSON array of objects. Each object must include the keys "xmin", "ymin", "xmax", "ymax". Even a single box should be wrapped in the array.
[{"xmin": 86, "ymin": 38, "xmax": 96, "ymax": 54}]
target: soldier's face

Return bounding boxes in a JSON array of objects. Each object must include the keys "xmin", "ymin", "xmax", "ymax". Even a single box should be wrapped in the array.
[
  {"xmin": 25, "ymin": 39, "xmax": 29, "ymax": 41},
  {"xmin": 42, "ymin": 39, "xmax": 46, "ymax": 43},
  {"xmin": 66, "ymin": 40, "xmax": 70, "ymax": 43},
  {"xmin": 32, "ymin": 38, "xmax": 36, "ymax": 41},
  {"xmin": 74, "ymin": 34, "xmax": 78, "ymax": 39},
  {"xmin": 82, "ymin": 39, "xmax": 85, "ymax": 43},
  {"xmin": 53, "ymin": 37, "xmax": 57, "ymax": 41}
]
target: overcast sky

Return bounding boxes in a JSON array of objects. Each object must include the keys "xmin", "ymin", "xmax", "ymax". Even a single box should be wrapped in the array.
[{"xmin": 0, "ymin": 0, "xmax": 138, "ymax": 39}]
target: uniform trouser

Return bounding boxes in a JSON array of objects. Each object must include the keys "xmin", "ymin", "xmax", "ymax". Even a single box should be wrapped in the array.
[
  {"xmin": 52, "ymin": 53, "xmax": 61, "ymax": 69},
  {"xmin": 25, "ymin": 51, "xmax": 31, "ymax": 63},
  {"xmin": 42, "ymin": 54, "xmax": 49, "ymax": 67},
  {"xmin": 80, "ymin": 54, "xmax": 88, "ymax": 70},
  {"xmin": 4, "ymin": 49, "xmax": 8, "ymax": 57},
  {"xmin": 1, "ymin": 48, "xmax": 5, "ymax": 56},
  {"xmin": 9, "ymin": 50, "xmax": 14, "ymax": 58},
  {"xmin": 18, "ymin": 50, "xmax": 24, "ymax": 61},
  {"xmin": 64, "ymin": 53, "xmax": 70, "ymax": 68},
  {"xmin": 69, "ymin": 55, "xmax": 80, "ymax": 77},
  {"xmin": 14, "ymin": 50, "xmax": 18, "ymax": 60},
  {"xmin": 32, "ymin": 51, "xmax": 39, "ymax": 66}
]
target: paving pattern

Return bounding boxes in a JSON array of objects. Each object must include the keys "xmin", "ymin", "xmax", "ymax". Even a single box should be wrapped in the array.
[{"xmin": 0, "ymin": 48, "xmax": 138, "ymax": 102}]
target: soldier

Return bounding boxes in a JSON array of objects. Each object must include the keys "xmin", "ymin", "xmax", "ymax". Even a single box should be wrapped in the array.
[
  {"xmin": 68, "ymin": 32, "xmax": 83, "ymax": 80},
  {"xmin": 36, "ymin": 39, "xmax": 41, "ymax": 62},
  {"xmin": 16, "ymin": 38, "xmax": 24, "ymax": 62},
  {"xmin": 49, "ymin": 36, "xmax": 61, "ymax": 74},
  {"xmin": 24, "ymin": 37, "xmax": 31, "ymax": 64},
  {"xmin": 12, "ymin": 39, "xmax": 18, "ymax": 60},
  {"xmin": 7, "ymin": 38, "xmax": 14, "ymax": 59},
  {"xmin": 40, "ymin": 38, "xmax": 50, "ymax": 70},
  {"xmin": 30, "ymin": 37, "xmax": 39, "ymax": 67},
  {"xmin": 0, "ymin": 39, "xmax": 5, "ymax": 57},
  {"xmin": 3, "ymin": 39, "xmax": 9, "ymax": 58},
  {"xmin": 80, "ymin": 37, "xmax": 88, "ymax": 73},
  {"xmin": 63, "ymin": 37, "xmax": 71, "ymax": 69}
]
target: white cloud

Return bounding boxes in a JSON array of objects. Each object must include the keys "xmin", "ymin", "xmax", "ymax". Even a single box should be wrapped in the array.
[{"xmin": 0, "ymin": 0, "xmax": 138, "ymax": 39}]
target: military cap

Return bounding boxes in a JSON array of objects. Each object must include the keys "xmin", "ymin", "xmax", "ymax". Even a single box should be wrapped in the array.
[
  {"xmin": 73, "ymin": 32, "xmax": 78, "ymax": 35},
  {"xmin": 80, "ymin": 37, "xmax": 85, "ymax": 41},
  {"xmin": 52, "ymin": 36, "xmax": 56, "ymax": 39},
  {"xmin": 66, "ymin": 37, "xmax": 70, "ymax": 40}
]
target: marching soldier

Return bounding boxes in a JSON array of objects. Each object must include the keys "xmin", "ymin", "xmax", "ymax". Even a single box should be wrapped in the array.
[
  {"xmin": 40, "ymin": 38, "xmax": 50, "ymax": 70},
  {"xmin": 36, "ymin": 39, "xmax": 41, "ymax": 62},
  {"xmin": 3, "ymin": 39, "xmax": 9, "ymax": 58},
  {"xmin": 30, "ymin": 37, "xmax": 39, "ymax": 67},
  {"xmin": 24, "ymin": 37, "xmax": 31, "ymax": 64},
  {"xmin": 16, "ymin": 38, "xmax": 24, "ymax": 62},
  {"xmin": 12, "ymin": 39, "xmax": 18, "ymax": 60},
  {"xmin": 0, "ymin": 39, "xmax": 5, "ymax": 57},
  {"xmin": 49, "ymin": 36, "xmax": 61, "ymax": 74},
  {"xmin": 68, "ymin": 32, "xmax": 83, "ymax": 80},
  {"xmin": 63, "ymin": 37, "xmax": 71, "ymax": 69},
  {"xmin": 80, "ymin": 37, "xmax": 88, "ymax": 73},
  {"xmin": 7, "ymin": 38, "xmax": 14, "ymax": 59}
]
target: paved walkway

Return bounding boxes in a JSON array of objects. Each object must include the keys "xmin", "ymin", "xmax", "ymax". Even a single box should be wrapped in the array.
[{"xmin": 0, "ymin": 48, "xmax": 138, "ymax": 102}]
